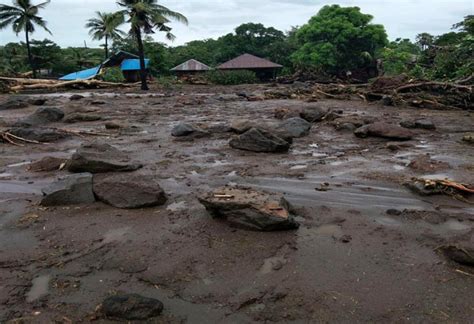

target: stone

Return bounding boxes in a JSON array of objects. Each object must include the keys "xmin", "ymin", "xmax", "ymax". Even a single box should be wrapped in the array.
[
  {"xmin": 386, "ymin": 142, "xmax": 415, "ymax": 151},
  {"xmin": 275, "ymin": 117, "xmax": 312, "ymax": 138},
  {"xmin": 171, "ymin": 122, "xmax": 208, "ymax": 138},
  {"xmin": 93, "ymin": 174, "xmax": 167, "ymax": 209},
  {"xmin": 274, "ymin": 107, "xmax": 302, "ymax": 120},
  {"xmin": 439, "ymin": 245, "xmax": 474, "ymax": 267},
  {"xmin": 462, "ymin": 133, "xmax": 474, "ymax": 144},
  {"xmin": 105, "ymin": 121, "xmax": 123, "ymax": 130},
  {"xmin": 300, "ymin": 106, "xmax": 327, "ymax": 122},
  {"xmin": 205, "ymin": 123, "xmax": 233, "ymax": 134},
  {"xmin": 101, "ymin": 294, "xmax": 163, "ymax": 320},
  {"xmin": 67, "ymin": 143, "xmax": 143, "ymax": 173},
  {"xmin": 230, "ymin": 128, "xmax": 290, "ymax": 153},
  {"xmin": 9, "ymin": 127, "xmax": 68, "ymax": 142},
  {"xmin": 408, "ymin": 155, "xmax": 449, "ymax": 172},
  {"xmin": 29, "ymin": 98, "xmax": 47, "ymax": 106},
  {"xmin": 355, "ymin": 122, "xmax": 413, "ymax": 140},
  {"xmin": 230, "ymin": 119, "xmax": 277, "ymax": 134},
  {"xmin": 335, "ymin": 123, "xmax": 357, "ymax": 132},
  {"xmin": 0, "ymin": 98, "xmax": 29, "ymax": 110},
  {"xmin": 63, "ymin": 113, "xmax": 102, "ymax": 123},
  {"xmin": 41, "ymin": 173, "xmax": 95, "ymax": 206},
  {"xmin": 198, "ymin": 186, "xmax": 300, "ymax": 231},
  {"xmin": 400, "ymin": 119, "xmax": 436, "ymax": 130},
  {"xmin": 14, "ymin": 107, "xmax": 64, "ymax": 127},
  {"xmin": 69, "ymin": 94, "xmax": 85, "ymax": 101},
  {"xmin": 29, "ymin": 156, "xmax": 67, "ymax": 172}
]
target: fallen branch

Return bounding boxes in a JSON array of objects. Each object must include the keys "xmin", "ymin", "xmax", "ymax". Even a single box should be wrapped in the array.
[
  {"xmin": 396, "ymin": 82, "xmax": 472, "ymax": 93},
  {"xmin": 0, "ymin": 131, "xmax": 41, "ymax": 146}
]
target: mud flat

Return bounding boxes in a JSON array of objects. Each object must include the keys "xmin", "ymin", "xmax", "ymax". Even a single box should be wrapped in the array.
[{"xmin": 0, "ymin": 84, "xmax": 473, "ymax": 322}]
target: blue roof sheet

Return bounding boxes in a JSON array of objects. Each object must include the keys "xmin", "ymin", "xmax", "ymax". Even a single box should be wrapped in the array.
[
  {"xmin": 121, "ymin": 59, "xmax": 150, "ymax": 71},
  {"xmin": 59, "ymin": 66, "xmax": 101, "ymax": 81}
]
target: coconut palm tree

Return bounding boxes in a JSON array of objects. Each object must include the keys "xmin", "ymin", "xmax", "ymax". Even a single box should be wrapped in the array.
[
  {"xmin": 85, "ymin": 12, "xmax": 125, "ymax": 60},
  {"xmin": 116, "ymin": 0, "xmax": 188, "ymax": 90},
  {"xmin": 0, "ymin": 0, "xmax": 52, "ymax": 78}
]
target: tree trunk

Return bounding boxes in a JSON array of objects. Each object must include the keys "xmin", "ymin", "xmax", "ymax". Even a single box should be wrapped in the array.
[
  {"xmin": 105, "ymin": 36, "xmax": 108, "ymax": 60},
  {"xmin": 25, "ymin": 30, "xmax": 36, "ymax": 78},
  {"xmin": 134, "ymin": 27, "xmax": 149, "ymax": 91}
]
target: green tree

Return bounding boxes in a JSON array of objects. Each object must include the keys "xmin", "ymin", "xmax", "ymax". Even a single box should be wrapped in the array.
[
  {"xmin": 85, "ymin": 11, "xmax": 125, "ymax": 60},
  {"xmin": 291, "ymin": 5, "xmax": 388, "ymax": 76},
  {"xmin": 416, "ymin": 33, "xmax": 434, "ymax": 50},
  {"xmin": 0, "ymin": 0, "xmax": 52, "ymax": 78},
  {"xmin": 116, "ymin": 0, "xmax": 188, "ymax": 90},
  {"xmin": 379, "ymin": 38, "xmax": 420, "ymax": 75}
]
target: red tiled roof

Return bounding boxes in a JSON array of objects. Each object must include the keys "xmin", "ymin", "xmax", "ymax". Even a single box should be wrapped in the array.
[
  {"xmin": 217, "ymin": 54, "xmax": 283, "ymax": 70},
  {"xmin": 171, "ymin": 59, "xmax": 211, "ymax": 71}
]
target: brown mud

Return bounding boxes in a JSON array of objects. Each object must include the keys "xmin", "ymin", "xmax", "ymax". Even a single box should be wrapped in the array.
[{"xmin": 0, "ymin": 84, "xmax": 473, "ymax": 323}]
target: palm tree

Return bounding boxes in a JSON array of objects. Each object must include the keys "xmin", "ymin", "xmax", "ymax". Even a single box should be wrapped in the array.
[
  {"xmin": 85, "ymin": 12, "xmax": 125, "ymax": 60},
  {"xmin": 116, "ymin": 0, "xmax": 188, "ymax": 90},
  {"xmin": 0, "ymin": 0, "xmax": 52, "ymax": 78}
]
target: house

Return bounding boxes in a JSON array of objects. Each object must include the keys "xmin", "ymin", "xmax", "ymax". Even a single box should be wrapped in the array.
[
  {"xmin": 170, "ymin": 59, "xmax": 211, "ymax": 78},
  {"xmin": 59, "ymin": 50, "xmax": 150, "ymax": 83},
  {"xmin": 217, "ymin": 53, "xmax": 283, "ymax": 80}
]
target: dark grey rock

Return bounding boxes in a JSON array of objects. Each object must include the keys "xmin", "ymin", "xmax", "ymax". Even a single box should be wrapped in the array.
[
  {"xmin": 336, "ymin": 123, "xmax": 357, "ymax": 132},
  {"xmin": 0, "ymin": 98, "xmax": 29, "ymax": 110},
  {"xmin": 9, "ymin": 127, "xmax": 68, "ymax": 142},
  {"xmin": 14, "ymin": 107, "xmax": 64, "ymax": 127},
  {"xmin": 64, "ymin": 113, "xmax": 102, "ymax": 123},
  {"xmin": 28, "ymin": 98, "xmax": 47, "ymax": 106},
  {"xmin": 355, "ymin": 122, "xmax": 413, "ymax": 140},
  {"xmin": 102, "ymin": 294, "xmax": 163, "ymax": 320},
  {"xmin": 230, "ymin": 128, "xmax": 290, "ymax": 153},
  {"xmin": 199, "ymin": 186, "xmax": 300, "ymax": 231},
  {"xmin": 41, "ymin": 173, "xmax": 95, "ymax": 206},
  {"xmin": 275, "ymin": 117, "xmax": 311, "ymax": 138},
  {"xmin": 300, "ymin": 106, "xmax": 327, "ymax": 122},
  {"xmin": 67, "ymin": 143, "xmax": 143, "ymax": 173},
  {"xmin": 69, "ymin": 94, "xmax": 85, "ymax": 101},
  {"xmin": 400, "ymin": 119, "xmax": 436, "ymax": 130},
  {"xmin": 171, "ymin": 122, "xmax": 208, "ymax": 137},
  {"xmin": 93, "ymin": 174, "xmax": 167, "ymax": 209},
  {"xmin": 439, "ymin": 245, "xmax": 474, "ymax": 267}
]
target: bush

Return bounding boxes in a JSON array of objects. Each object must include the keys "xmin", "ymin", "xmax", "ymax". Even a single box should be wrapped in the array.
[
  {"xmin": 206, "ymin": 70, "xmax": 258, "ymax": 85},
  {"xmin": 101, "ymin": 67, "xmax": 125, "ymax": 83}
]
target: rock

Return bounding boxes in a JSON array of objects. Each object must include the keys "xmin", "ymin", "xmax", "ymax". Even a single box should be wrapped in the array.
[
  {"xmin": 101, "ymin": 294, "xmax": 163, "ymax": 320},
  {"xmin": 69, "ymin": 94, "xmax": 85, "ymax": 101},
  {"xmin": 205, "ymin": 123, "xmax": 233, "ymax": 134},
  {"xmin": 275, "ymin": 117, "xmax": 311, "ymax": 138},
  {"xmin": 386, "ymin": 209, "xmax": 402, "ymax": 216},
  {"xmin": 41, "ymin": 173, "xmax": 95, "ymax": 206},
  {"xmin": 67, "ymin": 143, "xmax": 143, "ymax": 173},
  {"xmin": 230, "ymin": 120, "xmax": 276, "ymax": 134},
  {"xmin": 171, "ymin": 122, "xmax": 209, "ymax": 138},
  {"xmin": 274, "ymin": 107, "xmax": 302, "ymax": 120},
  {"xmin": 408, "ymin": 155, "xmax": 449, "ymax": 172},
  {"xmin": 93, "ymin": 174, "xmax": 167, "ymax": 209},
  {"xmin": 0, "ymin": 98, "xmax": 29, "ymax": 110},
  {"xmin": 29, "ymin": 156, "xmax": 67, "ymax": 172},
  {"xmin": 230, "ymin": 128, "xmax": 290, "ymax": 153},
  {"xmin": 382, "ymin": 95, "xmax": 394, "ymax": 106},
  {"xmin": 105, "ymin": 121, "xmax": 125, "ymax": 130},
  {"xmin": 439, "ymin": 245, "xmax": 474, "ymax": 267},
  {"xmin": 9, "ymin": 127, "xmax": 68, "ymax": 142},
  {"xmin": 400, "ymin": 119, "xmax": 436, "ymax": 130},
  {"xmin": 335, "ymin": 123, "xmax": 357, "ymax": 132},
  {"xmin": 91, "ymin": 100, "xmax": 106, "ymax": 105},
  {"xmin": 462, "ymin": 133, "xmax": 474, "ymax": 144},
  {"xmin": 64, "ymin": 113, "xmax": 102, "ymax": 123},
  {"xmin": 386, "ymin": 142, "xmax": 415, "ymax": 151},
  {"xmin": 300, "ymin": 106, "xmax": 327, "ymax": 122},
  {"xmin": 355, "ymin": 122, "xmax": 413, "ymax": 140},
  {"xmin": 198, "ymin": 186, "xmax": 300, "ymax": 231},
  {"xmin": 28, "ymin": 98, "xmax": 47, "ymax": 106},
  {"xmin": 404, "ymin": 179, "xmax": 444, "ymax": 196},
  {"xmin": 14, "ymin": 107, "xmax": 64, "ymax": 127}
]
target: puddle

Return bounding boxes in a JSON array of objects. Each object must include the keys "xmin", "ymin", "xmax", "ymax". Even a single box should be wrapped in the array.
[
  {"xmin": 167, "ymin": 201, "xmax": 187, "ymax": 212},
  {"xmin": 26, "ymin": 275, "xmax": 50, "ymax": 302}
]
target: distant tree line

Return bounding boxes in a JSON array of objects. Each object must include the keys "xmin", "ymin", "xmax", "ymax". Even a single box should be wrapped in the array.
[{"xmin": 1, "ymin": 3, "xmax": 472, "ymax": 83}]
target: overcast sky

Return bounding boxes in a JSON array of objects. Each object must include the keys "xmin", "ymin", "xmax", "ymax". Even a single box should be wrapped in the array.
[{"xmin": 0, "ymin": 0, "xmax": 472, "ymax": 47}]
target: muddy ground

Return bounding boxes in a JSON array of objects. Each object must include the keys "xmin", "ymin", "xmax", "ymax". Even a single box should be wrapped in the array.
[{"xmin": 0, "ymin": 83, "xmax": 473, "ymax": 323}]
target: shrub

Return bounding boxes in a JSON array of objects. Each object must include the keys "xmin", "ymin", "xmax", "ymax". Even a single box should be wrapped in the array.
[
  {"xmin": 206, "ymin": 70, "xmax": 258, "ymax": 85},
  {"xmin": 101, "ymin": 67, "xmax": 125, "ymax": 83}
]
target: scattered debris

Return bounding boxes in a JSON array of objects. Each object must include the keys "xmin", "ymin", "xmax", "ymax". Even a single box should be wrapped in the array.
[
  {"xmin": 198, "ymin": 186, "xmax": 300, "ymax": 231},
  {"xmin": 405, "ymin": 178, "xmax": 474, "ymax": 198}
]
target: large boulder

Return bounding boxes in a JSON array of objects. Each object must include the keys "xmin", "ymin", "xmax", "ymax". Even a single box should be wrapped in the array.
[
  {"xmin": 101, "ymin": 294, "xmax": 163, "ymax": 320},
  {"xmin": 63, "ymin": 113, "xmax": 102, "ymax": 123},
  {"xmin": 355, "ymin": 122, "xmax": 414, "ymax": 140},
  {"xmin": 41, "ymin": 173, "xmax": 95, "ymax": 206},
  {"xmin": 171, "ymin": 122, "xmax": 209, "ymax": 138},
  {"xmin": 93, "ymin": 174, "xmax": 167, "ymax": 209},
  {"xmin": 229, "ymin": 128, "xmax": 290, "ymax": 153},
  {"xmin": 14, "ymin": 107, "xmax": 64, "ymax": 127},
  {"xmin": 198, "ymin": 186, "xmax": 300, "ymax": 231},
  {"xmin": 300, "ymin": 106, "xmax": 328, "ymax": 122},
  {"xmin": 9, "ymin": 127, "xmax": 69, "ymax": 142},
  {"xmin": 275, "ymin": 117, "xmax": 312, "ymax": 138},
  {"xmin": 67, "ymin": 143, "xmax": 143, "ymax": 173}
]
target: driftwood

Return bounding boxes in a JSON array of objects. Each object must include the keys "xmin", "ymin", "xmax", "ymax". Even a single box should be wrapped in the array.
[
  {"xmin": 0, "ymin": 131, "xmax": 41, "ymax": 146},
  {"xmin": 396, "ymin": 81, "xmax": 472, "ymax": 93}
]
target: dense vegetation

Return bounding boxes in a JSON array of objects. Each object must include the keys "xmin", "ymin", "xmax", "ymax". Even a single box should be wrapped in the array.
[{"xmin": 1, "ymin": 3, "xmax": 472, "ymax": 83}]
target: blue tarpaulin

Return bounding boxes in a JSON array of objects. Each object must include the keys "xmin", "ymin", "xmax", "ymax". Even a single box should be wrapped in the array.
[
  {"xmin": 59, "ymin": 66, "xmax": 101, "ymax": 81},
  {"xmin": 121, "ymin": 59, "xmax": 150, "ymax": 71}
]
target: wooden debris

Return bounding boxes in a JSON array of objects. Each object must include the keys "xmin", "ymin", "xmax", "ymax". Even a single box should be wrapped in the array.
[{"xmin": 0, "ymin": 131, "xmax": 41, "ymax": 146}]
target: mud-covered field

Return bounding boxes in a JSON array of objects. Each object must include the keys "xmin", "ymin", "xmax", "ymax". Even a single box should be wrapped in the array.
[{"xmin": 1, "ymin": 84, "xmax": 473, "ymax": 323}]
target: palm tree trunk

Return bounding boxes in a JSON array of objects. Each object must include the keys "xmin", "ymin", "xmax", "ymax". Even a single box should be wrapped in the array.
[
  {"xmin": 134, "ymin": 27, "xmax": 149, "ymax": 91},
  {"xmin": 105, "ymin": 36, "xmax": 108, "ymax": 60},
  {"xmin": 25, "ymin": 30, "xmax": 36, "ymax": 78}
]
